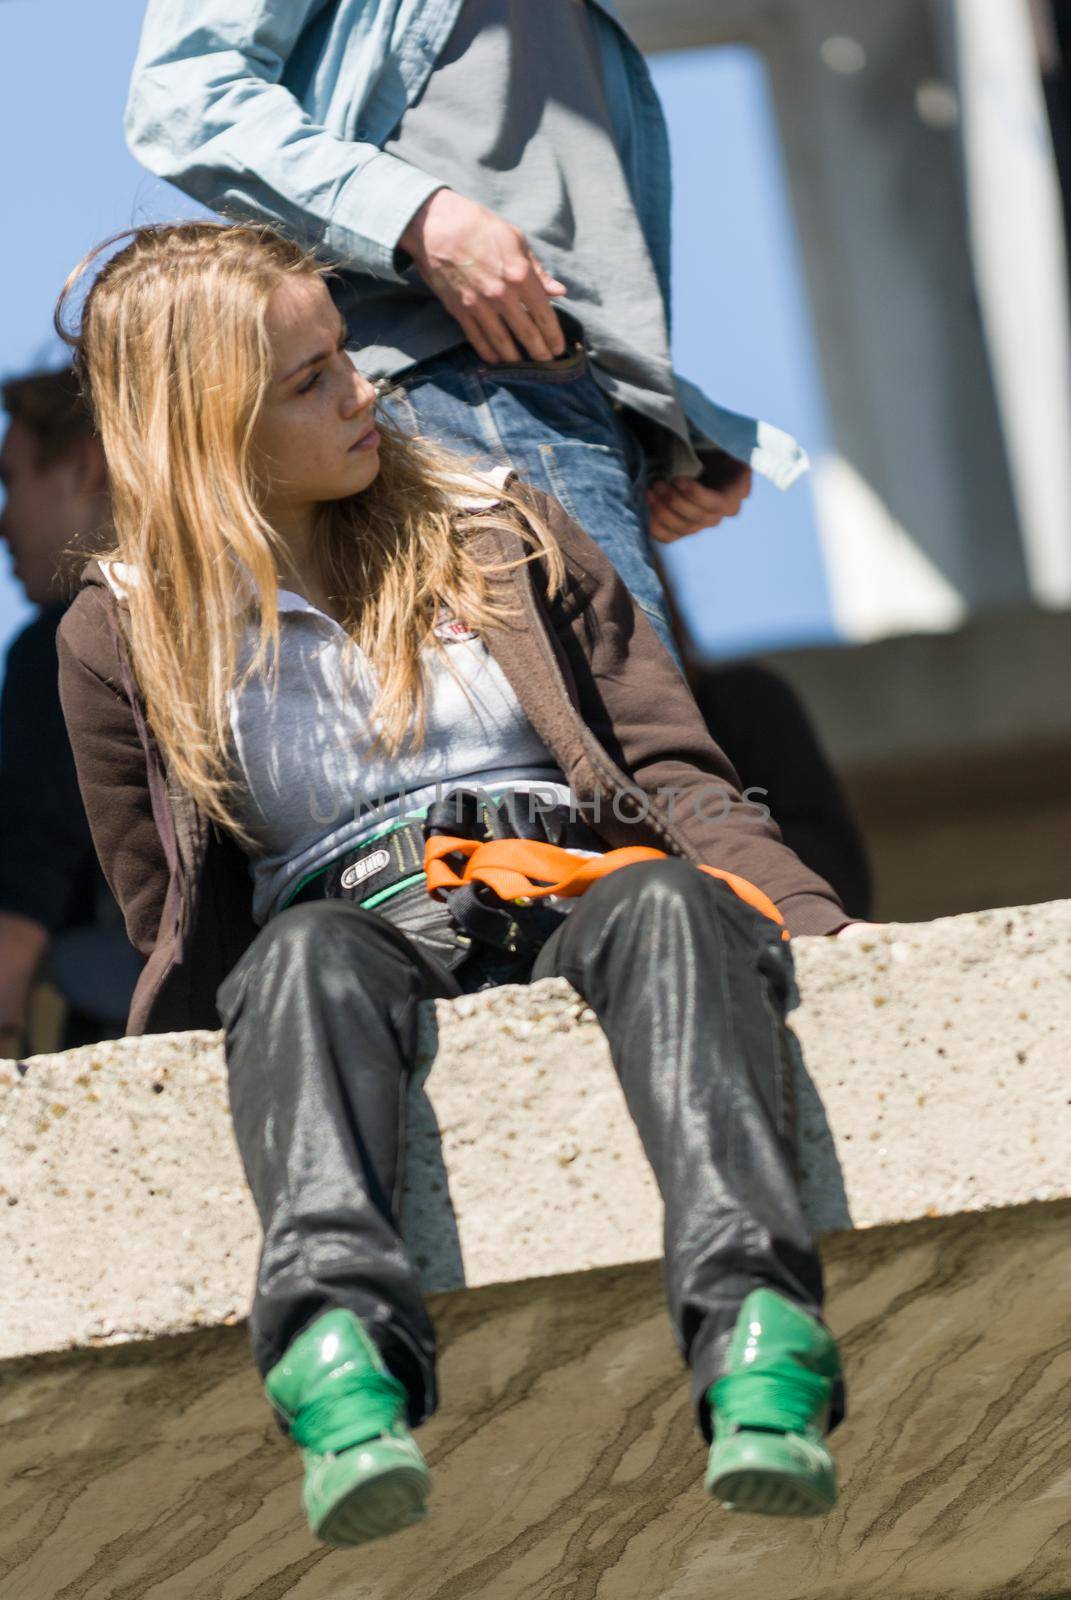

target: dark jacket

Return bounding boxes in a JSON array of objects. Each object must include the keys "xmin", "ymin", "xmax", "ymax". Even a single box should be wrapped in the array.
[
  {"xmin": 56, "ymin": 488, "xmax": 848, "ymax": 1037},
  {"xmin": 0, "ymin": 605, "xmax": 98, "ymax": 934},
  {"xmin": 0, "ymin": 605, "xmax": 143, "ymax": 1033}
]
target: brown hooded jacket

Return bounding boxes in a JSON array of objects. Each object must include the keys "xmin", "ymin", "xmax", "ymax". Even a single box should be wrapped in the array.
[{"xmin": 56, "ymin": 487, "xmax": 848, "ymax": 1035}]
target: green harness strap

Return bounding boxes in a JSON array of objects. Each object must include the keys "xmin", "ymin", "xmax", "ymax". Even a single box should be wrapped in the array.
[{"xmin": 281, "ymin": 810, "xmax": 431, "ymax": 915}]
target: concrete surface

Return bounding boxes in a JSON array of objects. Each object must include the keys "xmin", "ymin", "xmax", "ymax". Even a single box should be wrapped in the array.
[
  {"xmin": 2, "ymin": 1202, "xmax": 1069, "ymax": 1600},
  {"xmin": 755, "ymin": 607, "xmax": 1071, "ymax": 923},
  {"xmin": 2, "ymin": 899, "xmax": 1068, "ymax": 1360},
  {"xmin": 2, "ymin": 899, "xmax": 1070, "ymax": 1597},
  {"xmin": 760, "ymin": 605, "xmax": 1071, "ymax": 770}
]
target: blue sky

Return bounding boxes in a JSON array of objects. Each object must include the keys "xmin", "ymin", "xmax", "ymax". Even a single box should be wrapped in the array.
[{"xmin": 0, "ymin": 0, "xmax": 836, "ymax": 662}]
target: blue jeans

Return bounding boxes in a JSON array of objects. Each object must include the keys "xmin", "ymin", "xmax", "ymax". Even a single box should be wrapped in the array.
[{"xmin": 378, "ymin": 343, "xmax": 679, "ymax": 660}]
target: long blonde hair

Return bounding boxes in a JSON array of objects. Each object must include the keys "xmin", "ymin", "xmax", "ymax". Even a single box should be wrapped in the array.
[{"xmin": 57, "ymin": 222, "xmax": 564, "ymax": 844}]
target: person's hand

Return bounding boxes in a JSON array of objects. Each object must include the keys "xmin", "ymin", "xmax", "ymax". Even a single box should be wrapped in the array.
[
  {"xmin": 399, "ymin": 190, "xmax": 568, "ymax": 364},
  {"xmin": 835, "ymin": 921, "xmax": 885, "ymax": 939},
  {"xmin": 648, "ymin": 464, "xmax": 753, "ymax": 544}
]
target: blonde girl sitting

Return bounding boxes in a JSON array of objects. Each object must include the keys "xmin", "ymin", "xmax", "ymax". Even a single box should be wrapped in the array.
[{"xmin": 57, "ymin": 222, "xmax": 849, "ymax": 1549}]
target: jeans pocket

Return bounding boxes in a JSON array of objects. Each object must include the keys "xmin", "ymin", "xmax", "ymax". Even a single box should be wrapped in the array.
[
  {"xmin": 536, "ymin": 437, "xmax": 621, "ymax": 526},
  {"xmin": 475, "ymin": 342, "xmax": 589, "ymax": 385},
  {"xmin": 477, "ymin": 347, "xmax": 621, "ymax": 450}
]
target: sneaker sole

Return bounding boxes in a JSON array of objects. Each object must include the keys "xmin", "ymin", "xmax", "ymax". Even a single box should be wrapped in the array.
[
  {"xmin": 314, "ymin": 1463, "xmax": 431, "ymax": 1548},
  {"xmin": 708, "ymin": 1467, "xmax": 835, "ymax": 1519}
]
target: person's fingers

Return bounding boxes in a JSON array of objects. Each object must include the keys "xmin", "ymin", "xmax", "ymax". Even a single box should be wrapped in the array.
[
  {"xmin": 659, "ymin": 477, "xmax": 748, "ymax": 526},
  {"xmin": 648, "ymin": 477, "xmax": 732, "ymax": 539},
  {"xmin": 650, "ymin": 515, "xmax": 702, "ymax": 544},
  {"xmin": 706, "ymin": 480, "xmax": 749, "ymax": 517},
  {"xmin": 471, "ymin": 303, "xmax": 524, "ymax": 363},
  {"xmin": 495, "ymin": 262, "xmax": 566, "ymax": 357},
  {"xmin": 648, "ymin": 482, "xmax": 686, "ymax": 516},
  {"xmin": 648, "ymin": 498, "xmax": 704, "ymax": 541},
  {"xmin": 453, "ymin": 308, "xmax": 500, "ymax": 365},
  {"xmin": 522, "ymin": 260, "xmax": 567, "ymax": 354},
  {"xmin": 670, "ymin": 477, "xmax": 734, "ymax": 513},
  {"xmin": 673, "ymin": 472, "xmax": 753, "ymax": 516},
  {"xmin": 673, "ymin": 477, "xmax": 714, "ymax": 502},
  {"xmin": 502, "ymin": 293, "xmax": 557, "ymax": 361},
  {"xmin": 531, "ymin": 254, "xmax": 567, "ymax": 297},
  {"xmin": 664, "ymin": 485, "xmax": 723, "ymax": 526}
]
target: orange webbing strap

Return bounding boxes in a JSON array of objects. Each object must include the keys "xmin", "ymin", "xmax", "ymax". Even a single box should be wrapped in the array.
[{"xmin": 423, "ymin": 835, "xmax": 789, "ymax": 938}]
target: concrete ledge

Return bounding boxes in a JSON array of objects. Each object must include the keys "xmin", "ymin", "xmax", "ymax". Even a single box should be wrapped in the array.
[
  {"xmin": 2, "ymin": 899, "xmax": 1069, "ymax": 1359},
  {"xmin": 3, "ymin": 901, "xmax": 1070, "ymax": 1597}
]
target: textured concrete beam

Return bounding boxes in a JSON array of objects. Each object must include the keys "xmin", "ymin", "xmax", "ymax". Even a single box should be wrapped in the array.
[
  {"xmin": 2, "ymin": 899, "xmax": 1068, "ymax": 1361},
  {"xmin": 2, "ymin": 1202, "xmax": 1068, "ymax": 1598}
]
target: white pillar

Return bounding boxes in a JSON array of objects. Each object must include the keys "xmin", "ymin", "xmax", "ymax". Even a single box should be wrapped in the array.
[
  {"xmin": 953, "ymin": 0, "xmax": 1071, "ymax": 608},
  {"xmin": 622, "ymin": 0, "xmax": 1048, "ymax": 640}
]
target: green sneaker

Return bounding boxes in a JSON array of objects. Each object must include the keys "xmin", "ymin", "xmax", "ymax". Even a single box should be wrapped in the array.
[
  {"xmin": 704, "ymin": 1288, "xmax": 841, "ymax": 1518},
  {"xmin": 264, "ymin": 1308, "xmax": 431, "ymax": 1547}
]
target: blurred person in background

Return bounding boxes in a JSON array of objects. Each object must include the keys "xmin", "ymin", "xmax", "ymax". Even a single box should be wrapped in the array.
[
  {"xmin": 0, "ymin": 369, "xmax": 142, "ymax": 1056},
  {"xmin": 124, "ymin": 0, "xmax": 812, "ymax": 664},
  {"xmin": 689, "ymin": 662, "xmax": 872, "ymax": 920},
  {"xmin": 647, "ymin": 574, "xmax": 873, "ymax": 918}
]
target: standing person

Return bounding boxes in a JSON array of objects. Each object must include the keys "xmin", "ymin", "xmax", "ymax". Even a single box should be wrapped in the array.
[
  {"xmin": 0, "ymin": 369, "xmax": 142, "ymax": 1057},
  {"xmin": 124, "ymin": 0, "xmax": 810, "ymax": 658},
  {"xmin": 58, "ymin": 221, "xmax": 851, "ymax": 1552}
]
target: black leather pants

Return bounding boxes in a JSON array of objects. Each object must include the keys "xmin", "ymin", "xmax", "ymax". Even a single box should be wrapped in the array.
[{"xmin": 216, "ymin": 859, "xmax": 835, "ymax": 1440}]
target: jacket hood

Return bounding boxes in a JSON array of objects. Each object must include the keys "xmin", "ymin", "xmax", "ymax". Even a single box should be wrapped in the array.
[{"xmin": 79, "ymin": 556, "xmax": 117, "ymax": 594}]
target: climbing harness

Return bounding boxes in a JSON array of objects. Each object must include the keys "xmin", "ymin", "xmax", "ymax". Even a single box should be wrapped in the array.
[
  {"xmin": 422, "ymin": 788, "xmax": 789, "ymax": 953},
  {"xmin": 285, "ymin": 786, "xmax": 788, "ymax": 949}
]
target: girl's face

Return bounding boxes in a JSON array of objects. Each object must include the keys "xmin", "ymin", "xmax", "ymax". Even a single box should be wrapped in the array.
[{"xmin": 253, "ymin": 275, "xmax": 381, "ymax": 522}]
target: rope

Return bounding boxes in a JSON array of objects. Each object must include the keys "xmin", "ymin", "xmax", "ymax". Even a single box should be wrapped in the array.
[{"xmin": 424, "ymin": 835, "xmax": 788, "ymax": 936}]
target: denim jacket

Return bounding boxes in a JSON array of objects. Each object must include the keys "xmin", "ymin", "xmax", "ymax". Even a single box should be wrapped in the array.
[{"xmin": 125, "ymin": 0, "xmax": 808, "ymax": 489}]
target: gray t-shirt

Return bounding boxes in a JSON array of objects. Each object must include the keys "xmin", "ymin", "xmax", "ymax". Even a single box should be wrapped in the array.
[
  {"xmin": 346, "ymin": 0, "xmax": 698, "ymax": 473},
  {"xmin": 226, "ymin": 588, "xmax": 570, "ymax": 924}
]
